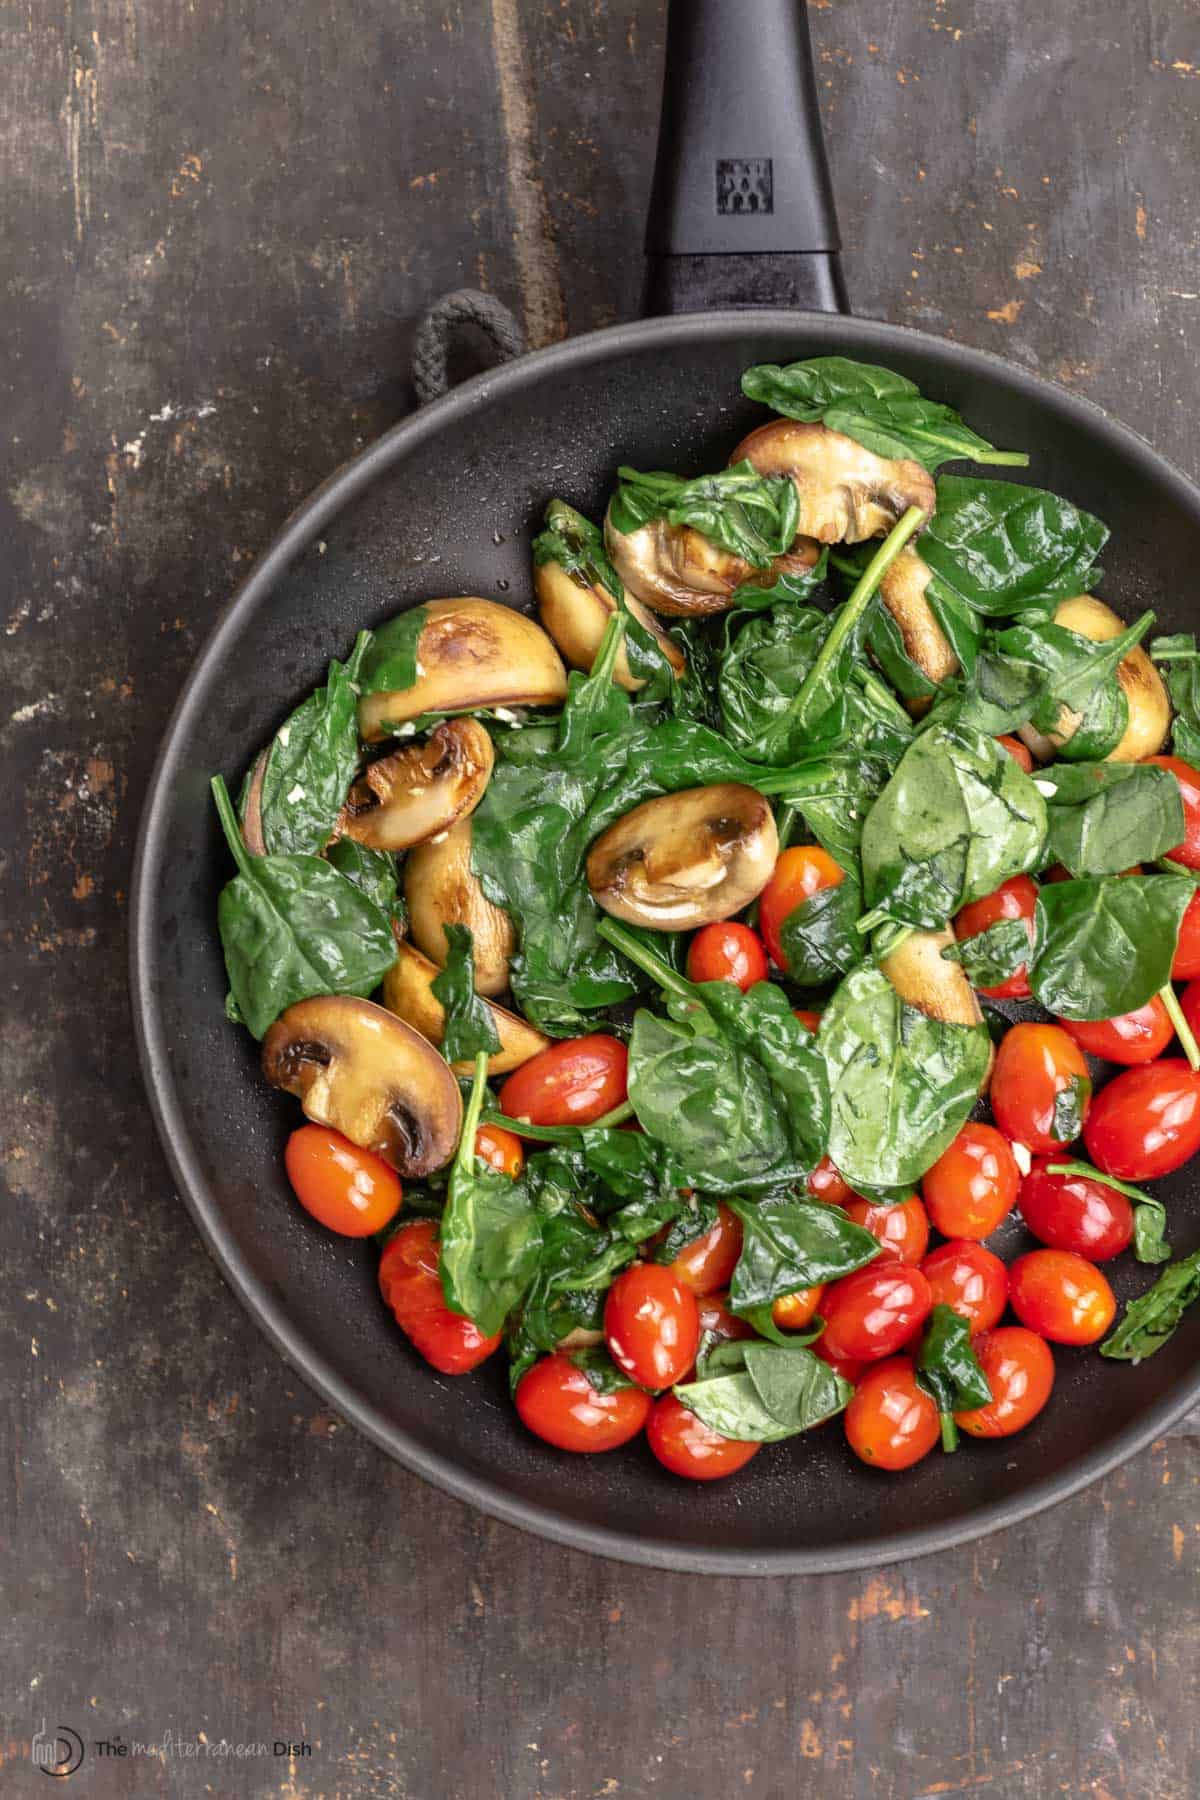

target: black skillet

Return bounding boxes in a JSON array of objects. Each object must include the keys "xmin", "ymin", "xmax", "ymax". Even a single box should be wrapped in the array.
[{"xmin": 131, "ymin": 0, "xmax": 1200, "ymax": 1573}]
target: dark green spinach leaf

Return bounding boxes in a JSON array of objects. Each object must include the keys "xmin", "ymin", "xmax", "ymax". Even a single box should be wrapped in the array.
[
  {"xmin": 324, "ymin": 840, "xmax": 401, "ymax": 916},
  {"xmin": 610, "ymin": 461, "xmax": 800, "ymax": 568},
  {"xmin": 920, "ymin": 476, "xmax": 1108, "ymax": 616},
  {"xmin": 256, "ymin": 632, "xmax": 370, "ymax": 856},
  {"xmin": 674, "ymin": 1339, "xmax": 852, "ymax": 1441},
  {"xmin": 940, "ymin": 917, "xmax": 1030, "ymax": 989},
  {"xmin": 439, "ymin": 1057, "xmax": 543, "ymax": 1337},
  {"xmin": 1030, "ymin": 875, "xmax": 1193, "ymax": 1020},
  {"xmin": 1047, "ymin": 1160, "xmax": 1172, "ymax": 1265},
  {"xmin": 533, "ymin": 498, "xmax": 676, "ymax": 696},
  {"xmin": 1040, "ymin": 762, "xmax": 1185, "ymax": 877},
  {"xmin": 430, "ymin": 925, "xmax": 502, "ymax": 1064},
  {"xmin": 726, "ymin": 1196, "xmax": 879, "ymax": 1311},
  {"xmin": 1152, "ymin": 633, "xmax": 1200, "ymax": 764},
  {"xmin": 357, "ymin": 607, "xmax": 429, "ymax": 698},
  {"xmin": 1100, "ymin": 1247, "xmax": 1200, "ymax": 1361},
  {"xmin": 916, "ymin": 1303, "xmax": 992, "ymax": 1451}
]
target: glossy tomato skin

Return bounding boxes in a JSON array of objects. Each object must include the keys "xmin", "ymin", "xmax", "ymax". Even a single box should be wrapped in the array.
[
  {"xmin": 955, "ymin": 1326, "xmax": 1056, "ymax": 1437},
  {"xmin": 1008, "ymin": 1250, "xmax": 1116, "ymax": 1346},
  {"xmin": 953, "ymin": 874, "xmax": 1039, "ymax": 999},
  {"xmin": 646, "ymin": 1394, "xmax": 761, "ymax": 1480},
  {"xmin": 845, "ymin": 1357, "xmax": 941, "ymax": 1471},
  {"xmin": 669, "ymin": 1202, "xmax": 743, "ymax": 1297},
  {"xmin": 1058, "ymin": 997, "xmax": 1174, "ymax": 1066},
  {"xmin": 604, "ymin": 1263, "xmax": 700, "ymax": 1389},
  {"xmin": 760, "ymin": 845, "xmax": 845, "ymax": 971},
  {"xmin": 844, "ymin": 1196, "xmax": 930, "ymax": 1265},
  {"xmin": 499, "ymin": 1034, "xmax": 628, "ymax": 1128},
  {"xmin": 771, "ymin": 1285, "xmax": 824, "ymax": 1330},
  {"xmin": 990, "ymin": 1022, "xmax": 1092, "ymax": 1155},
  {"xmin": 920, "ymin": 1240, "xmax": 1009, "ymax": 1335},
  {"xmin": 1180, "ymin": 978, "xmax": 1200, "ymax": 1048},
  {"xmin": 1147, "ymin": 754, "xmax": 1200, "ymax": 867},
  {"xmin": 819, "ymin": 1264, "xmax": 933, "ymax": 1364},
  {"xmin": 812, "ymin": 1336, "xmax": 869, "ymax": 1385},
  {"xmin": 1173, "ymin": 891, "xmax": 1200, "ymax": 979},
  {"xmin": 996, "ymin": 734, "xmax": 1034, "ymax": 773},
  {"xmin": 378, "ymin": 1220, "xmax": 501, "ymax": 1374},
  {"xmin": 807, "ymin": 1154, "xmax": 856, "ymax": 1206},
  {"xmin": 922, "ymin": 1122, "xmax": 1020, "ymax": 1239},
  {"xmin": 1082, "ymin": 1059, "xmax": 1200, "ymax": 1180},
  {"xmin": 1017, "ymin": 1158, "xmax": 1133, "ymax": 1261},
  {"xmin": 474, "ymin": 1122, "xmax": 525, "ymax": 1179},
  {"xmin": 285, "ymin": 1124, "xmax": 403, "ymax": 1237},
  {"xmin": 516, "ymin": 1354, "xmax": 651, "ymax": 1453},
  {"xmin": 686, "ymin": 921, "xmax": 768, "ymax": 991},
  {"xmin": 793, "ymin": 1008, "xmax": 824, "ymax": 1034},
  {"xmin": 697, "ymin": 1292, "xmax": 755, "ymax": 1343}
]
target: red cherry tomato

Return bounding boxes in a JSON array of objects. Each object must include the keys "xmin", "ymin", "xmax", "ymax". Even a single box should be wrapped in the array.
[
  {"xmin": 378, "ymin": 1220, "xmax": 501, "ymax": 1374},
  {"xmin": 793, "ymin": 1008, "xmax": 824, "ymax": 1034},
  {"xmin": 1173, "ymin": 891, "xmax": 1200, "ymax": 979},
  {"xmin": 1082, "ymin": 1059, "xmax": 1200, "ymax": 1180},
  {"xmin": 819, "ymin": 1264, "xmax": 933, "ymax": 1363},
  {"xmin": 1058, "ymin": 996, "xmax": 1174, "ymax": 1066},
  {"xmin": 604, "ymin": 1263, "xmax": 700, "ymax": 1389},
  {"xmin": 922, "ymin": 1122, "xmax": 1020, "ymax": 1240},
  {"xmin": 1017, "ymin": 1157, "xmax": 1134, "ymax": 1261},
  {"xmin": 953, "ymin": 874, "xmax": 1039, "ymax": 999},
  {"xmin": 1147, "ymin": 754, "xmax": 1200, "ymax": 867},
  {"xmin": 955, "ymin": 1327, "xmax": 1055, "ymax": 1437},
  {"xmin": 285, "ymin": 1124, "xmax": 403, "ymax": 1237},
  {"xmin": 1180, "ymin": 978, "xmax": 1200, "ymax": 1049},
  {"xmin": 474, "ymin": 1122, "xmax": 525, "ymax": 1179},
  {"xmin": 990, "ymin": 1022, "xmax": 1092, "ymax": 1155},
  {"xmin": 996, "ymin": 734, "xmax": 1034, "ymax": 773},
  {"xmin": 646, "ymin": 1393, "xmax": 761, "ymax": 1480},
  {"xmin": 920, "ymin": 1240, "xmax": 1009, "ymax": 1335},
  {"xmin": 697, "ymin": 1292, "xmax": 755, "ymax": 1342},
  {"xmin": 669, "ymin": 1203, "xmax": 743, "ymax": 1297},
  {"xmin": 759, "ymin": 845, "xmax": 845, "ymax": 971},
  {"xmin": 499, "ymin": 1034, "xmax": 628, "ymax": 1128},
  {"xmin": 812, "ymin": 1337, "xmax": 869, "ymax": 1385},
  {"xmin": 807, "ymin": 1154, "xmax": 857, "ymax": 1206},
  {"xmin": 1008, "ymin": 1250, "xmax": 1116, "ymax": 1346},
  {"xmin": 686, "ymin": 921, "xmax": 768, "ymax": 991},
  {"xmin": 771, "ymin": 1285, "xmax": 824, "ymax": 1330},
  {"xmin": 844, "ymin": 1196, "xmax": 930, "ymax": 1265},
  {"xmin": 844, "ymin": 1357, "xmax": 941, "ymax": 1471},
  {"xmin": 516, "ymin": 1353, "xmax": 651, "ymax": 1452}
]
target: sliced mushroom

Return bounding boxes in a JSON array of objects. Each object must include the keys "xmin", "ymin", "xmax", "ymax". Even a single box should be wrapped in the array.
[
  {"xmin": 358, "ymin": 598, "xmax": 568, "ymax": 741},
  {"xmin": 535, "ymin": 554, "xmax": 686, "ymax": 691},
  {"xmin": 337, "ymin": 719, "xmax": 493, "ymax": 853},
  {"xmin": 729, "ymin": 420, "xmax": 935, "ymax": 543},
  {"xmin": 603, "ymin": 511, "xmax": 820, "ymax": 618},
  {"xmin": 879, "ymin": 927, "xmax": 983, "ymax": 1028},
  {"xmin": 382, "ymin": 941, "xmax": 549, "ymax": 1075},
  {"xmin": 586, "ymin": 783, "xmax": 778, "ymax": 930},
  {"xmin": 241, "ymin": 749, "xmax": 269, "ymax": 855},
  {"xmin": 262, "ymin": 995, "xmax": 462, "ymax": 1177},
  {"xmin": 1016, "ymin": 595, "xmax": 1170, "ymax": 765},
  {"xmin": 404, "ymin": 819, "xmax": 515, "ymax": 997},
  {"xmin": 878, "ymin": 548, "xmax": 960, "ymax": 709}
]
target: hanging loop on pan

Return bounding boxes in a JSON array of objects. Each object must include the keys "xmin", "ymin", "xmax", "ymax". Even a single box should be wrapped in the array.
[{"xmin": 412, "ymin": 289, "xmax": 527, "ymax": 404}]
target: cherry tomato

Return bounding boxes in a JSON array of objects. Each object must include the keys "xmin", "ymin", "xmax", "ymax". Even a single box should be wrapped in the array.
[
  {"xmin": 844, "ymin": 1196, "xmax": 930, "ymax": 1265},
  {"xmin": 845, "ymin": 1357, "xmax": 941, "ymax": 1471},
  {"xmin": 686, "ymin": 921, "xmax": 768, "ymax": 991},
  {"xmin": 996, "ymin": 734, "xmax": 1034, "ymax": 773},
  {"xmin": 920, "ymin": 1240, "xmax": 1009, "ymax": 1335},
  {"xmin": 990, "ymin": 1022, "xmax": 1092, "ymax": 1155},
  {"xmin": 378, "ymin": 1220, "xmax": 501, "ymax": 1374},
  {"xmin": 499, "ymin": 1034, "xmax": 628, "ymax": 1128},
  {"xmin": 819, "ymin": 1264, "xmax": 933, "ymax": 1364},
  {"xmin": 759, "ymin": 845, "xmax": 845, "ymax": 971},
  {"xmin": 922, "ymin": 1122, "xmax": 1020, "ymax": 1240},
  {"xmin": 1017, "ymin": 1157, "xmax": 1134, "ymax": 1261},
  {"xmin": 1057, "ymin": 996, "xmax": 1174, "ymax": 1066},
  {"xmin": 474, "ymin": 1122, "xmax": 525, "ymax": 1179},
  {"xmin": 1082, "ymin": 1059, "xmax": 1200, "ymax": 1180},
  {"xmin": 812, "ymin": 1337, "xmax": 869, "ymax": 1385},
  {"xmin": 793, "ymin": 1008, "xmax": 824, "ymax": 1034},
  {"xmin": 807, "ymin": 1154, "xmax": 857, "ymax": 1206},
  {"xmin": 604, "ymin": 1263, "xmax": 700, "ymax": 1389},
  {"xmin": 1180, "ymin": 978, "xmax": 1200, "ymax": 1049},
  {"xmin": 516, "ymin": 1353, "xmax": 651, "ymax": 1452},
  {"xmin": 771, "ymin": 1285, "xmax": 824, "ymax": 1330},
  {"xmin": 697, "ymin": 1292, "xmax": 755, "ymax": 1342},
  {"xmin": 1173, "ymin": 891, "xmax": 1200, "ymax": 979},
  {"xmin": 1147, "ymin": 754, "xmax": 1200, "ymax": 868},
  {"xmin": 953, "ymin": 874, "xmax": 1038, "ymax": 999},
  {"xmin": 646, "ymin": 1393, "xmax": 761, "ymax": 1480},
  {"xmin": 955, "ymin": 1326, "xmax": 1055, "ymax": 1438},
  {"xmin": 670, "ymin": 1203, "xmax": 743, "ymax": 1297},
  {"xmin": 285, "ymin": 1123, "xmax": 403, "ymax": 1237},
  {"xmin": 1008, "ymin": 1250, "xmax": 1116, "ymax": 1346}
]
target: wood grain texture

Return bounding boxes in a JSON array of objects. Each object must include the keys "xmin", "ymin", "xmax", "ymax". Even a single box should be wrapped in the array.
[{"xmin": 2, "ymin": 1, "xmax": 1199, "ymax": 1794}]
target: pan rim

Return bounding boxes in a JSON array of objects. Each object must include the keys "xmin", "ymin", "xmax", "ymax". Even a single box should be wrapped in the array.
[{"xmin": 130, "ymin": 307, "xmax": 1200, "ymax": 1575}]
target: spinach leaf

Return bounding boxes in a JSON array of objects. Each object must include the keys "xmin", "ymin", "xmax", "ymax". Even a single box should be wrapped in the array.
[
  {"xmin": 726, "ymin": 1197, "xmax": 879, "ymax": 1311},
  {"xmin": 1040, "ymin": 762, "xmax": 1185, "ymax": 877},
  {"xmin": 568, "ymin": 1346, "xmax": 637, "ymax": 1394},
  {"xmin": 740, "ymin": 356, "xmax": 1028, "ymax": 472},
  {"xmin": 1152, "ymin": 633, "xmax": 1200, "ymax": 764},
  {"xmin": 255, "ymin": 633, "xmax": 370, "ymax": 856},
  {"xmin": 1030, "ymin": 875, "xmax": 1193, "ymax": 1020},
  {"xmin": 430, "ymin": 925, "xmax": 502, "ymax": 1064},
  {"xmin": 820, "ymin": 963, "xmax": 992, "ymax": 1187},
  {"xmin": 1100, "ymin": 1246, "xmax": 1200, "ymax": 1361},
  {"xmin": 650, "ymin": 1198, "xmax": 721, "ymax": 1265},
  {"xmin": 324, "ymin": 839, "xmax": 401, "ymax": 917},
  {"xmin": 777, "ymin": 868, "xmax": 864, "ymax": 985},
  {"xmin": 1052, "ymin": 1075, "xmax": 1091, "ymax": 1145},
  {"xmin": 1046, "ymin": 1160, "xmax": 1173, "ymax": 1264},
  {"xmin": 533, "ymin": 497, "xmax": 676, "ymax": 696},
  {"xmin": 916, "ymin": 1303, "xmax": 992, "ymax": 1451},
  {"xmin": 729, "ymin": 555, "xmax": 829, "ymax": 612},
  {"xmin": 439, "ymin": 1057, "xmax": 543, "ymax": 1337},
  {"xmin": 940, "ymin": 917, "xmax": 1030, "ymax": 989},
  {"xmin": 609, "ymin": 461, "xmax": 800, "ymax": 567},
  {"xmin": 958, "ymin": 613, "xmax": 1151, "ymax": 754},
  {"xmin": 674, "ymin": 1339, "xmax": 852, "ymax": 1442},
  {"xmin": 357, "ymin": 607, "xmax": 429, "ymax": 698},
  {"xmin": 920, "ymin": 476, "xmax": 1108, "ymax": 616},
  {"xmin": 212, "ymin": 776, "xmax": 397, "ymax": 1039}
]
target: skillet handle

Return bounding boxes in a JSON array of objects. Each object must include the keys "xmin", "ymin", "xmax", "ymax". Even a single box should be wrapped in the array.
[
  {"xmin": 642, "ymin": 0, "xmax": 848, "ymax": 316},
  {"xmin": 412, "ymin": 289, "xmax": 527, "ymax": 404}
]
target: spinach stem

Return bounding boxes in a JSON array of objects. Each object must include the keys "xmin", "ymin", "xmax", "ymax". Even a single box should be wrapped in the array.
[
  {"xmin": 479, "ymin": 1102, "xmax": 635, "ymax": 1142},
  {"xmin": 775, "ymin": 801, "xmax": 799, "ymax": 849},
  {"xmin": 456, "ymin": 1053, "xmax": 491, "ymax": 1169},
  {"xmin": 1158, "ymin": 982, "xmax": 1200, "ymax": 1072},
  {"xmin": 854, "ymin": 665, "xmax": 913, "ymax": 728},
  {"xmin": 940, "ymin": 1414, "xmax": 960, "ymax": 1453},
  {"xmin": 972, "ymin": 451, "xmax": 1030, "ymax": 467},
  {"xmin": 211, "ymin": 775, "xmax": 255, "ymax": 880},
  {"xmin": 597, "ymin": 917, "xmax": 696, "ymax": 1004},
  {"xmin": 1046, "ymin": 1160, "xmax": 1157, "ymax": 1205}
]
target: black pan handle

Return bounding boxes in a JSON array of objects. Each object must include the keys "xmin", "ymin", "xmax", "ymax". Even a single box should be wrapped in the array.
[{"xmin": 642, "ymin": 0, "xmax": 848, "ymax": 316}]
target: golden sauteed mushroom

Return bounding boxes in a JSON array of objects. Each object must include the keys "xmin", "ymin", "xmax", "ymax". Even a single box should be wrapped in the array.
[
  {"xmin": 586, "ymin": 783, "xmax": 778, "ymax": 931},
  {"xmin": 878, "ymin": 548, "xmax": 960, "ymax": 710},
  {"xmin": 535, "ymin": 555, "xmax": 686, "ymax": 691},
  {"xmin": 729, "ymin": 419, "xmax": 935, "ymax": 543},
  {"xmin": 879, "ymin": 928, "xmax": 993, "ymax": 1094},
  {"xmin": 603, "ymin": 511, "xmax": 820, "ymax": 618},
  {"xmin": 403, "ymin": 819, "xmax": 515, "ymax": 997},
  {"xmin": 1016, "ymin": 595, "xmax": 1170, "ymax": 765},
  {"xmin": 241, "ymin": 748, "xmax": 269, "ymax": 855},
  {"xmin": 382, "ymin": 942, "xmax": 549, "ymax": 1076},
  {"xmin": 338, "ymin": 719, "xmax": 493, "ymax": 853}
]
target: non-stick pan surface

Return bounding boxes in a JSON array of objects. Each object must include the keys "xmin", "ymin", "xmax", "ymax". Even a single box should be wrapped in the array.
[{"xmin": 132, "ymin": 309, "xmax": 1200, "ymax": 1574}]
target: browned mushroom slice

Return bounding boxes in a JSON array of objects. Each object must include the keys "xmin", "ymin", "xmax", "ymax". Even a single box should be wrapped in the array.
[
  {"xmin": 534, "ymin": 554, "xmax": 686, "ymax": 691},
  {"xmin": 879, "ymin": 927, "xmax": 994, "ymax": 1094},
  {"xmin": 241, "ymin": 748, "xmax": 269, "ymax": 855},
  {"xmin": 878, "ymin": 548, "xmax": 960, "ymax": 707},
  {"xmin": 603, "ymin": 511, "xmax": 821, "ymax": 619},
  {"xmin": 586, "ymin": 783, "xmax": 778, "ymax": 930},
  {"xmin": 404, "ymin": 819, "xmax": 515, "ymax": 997},
  {"xmin": 358, "ymin": 598, "xmax": 567, "ymax": 741},
  {"xmin": 262, "ymin": 995, "xmax": 462, "ymax": 1177},
  {"xmin": 1016, "ymin": 596, "xmax": 1170, "ymax": 765},
  {"xmin": 730, "ymin": 419, "xmax": 935, "ymax": 543},
  {"xmin": 338, "ymin": 719, "xmax": 493, "ymax": 853},
  {"xmin": 382, "ymin": 941, "xmax": 549, "ymax": 1075}
]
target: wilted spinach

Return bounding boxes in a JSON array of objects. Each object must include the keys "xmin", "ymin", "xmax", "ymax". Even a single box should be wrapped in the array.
[
  {"xmin": 1152, "ymin": 633, "xmax": 1200, "ymax": 764},
  {"xmin": 439, "ymin": 1057, "xmax": 543, "ymax": 1337},
  {"xmin": 957, "ymin": 612, "xmax": 1152, "ymax": 755},
  {"xmin": 430, "ymin": 925, "xmax": 501, "ymax": 1064},
  {"xmin": 254, "ymin": 632, "xmax": 370, "ymax": 856},
  {"xmin": 1100, "ymin": 1246, "xmax": 1200, "ymax": 1361},
  {"xmin": 726, "ymin": 1196, "xmax": 879, "ymax": 1311},
  {"xmin": 674, "ymin": 1338, "xmax": 852, "ymax": 1441},
  {"xmin": 777, "ymin": 866, "xmax": 864, "ymax": 985},
  {"xmin": 940, "ymin": 917, "xmax": 1030, "ymax": 989},
  {"xmin": 1047, "ymin": 1160, "xmax": 1173, "ymax": 1266},
  {"xmin": 609, "ymin": 461, "xmax": 800, "ymax": 567},
  {"xmin": 916, "ymin": 1304, "xmax": 992, "ymax": 1451},
  {"xmin": 357, "ymin": 607, "xmax": 428, "ymax": 697},
  {"xmin": 1040, "ymin": 762, "xmax": 1185, "ymax": 877},
  {"xmin": 533, "ymin": 497, "xmax": 677, "ymax": 697},
  {"xmin": 1029, "ymin": 875, "xmax": 1193, "ymax": 1020},
  {"xmin": 324, "ymin": 839, "xmax": 401, "ymax": 917},
  {"xmin": 920, "ymin": 476, "xmax": 1108, "ymax": 616}
]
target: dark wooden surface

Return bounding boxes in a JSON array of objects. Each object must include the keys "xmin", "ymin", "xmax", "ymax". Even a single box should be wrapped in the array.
[{"xmin": 4, "ymin": 2, "xmax": 1199, "ymax": 1795}]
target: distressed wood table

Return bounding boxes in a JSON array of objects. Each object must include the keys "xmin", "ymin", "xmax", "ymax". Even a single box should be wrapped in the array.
[{"xmin": 3, "ymin": 2, "xmax": 1198, "ymax": 1795}]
